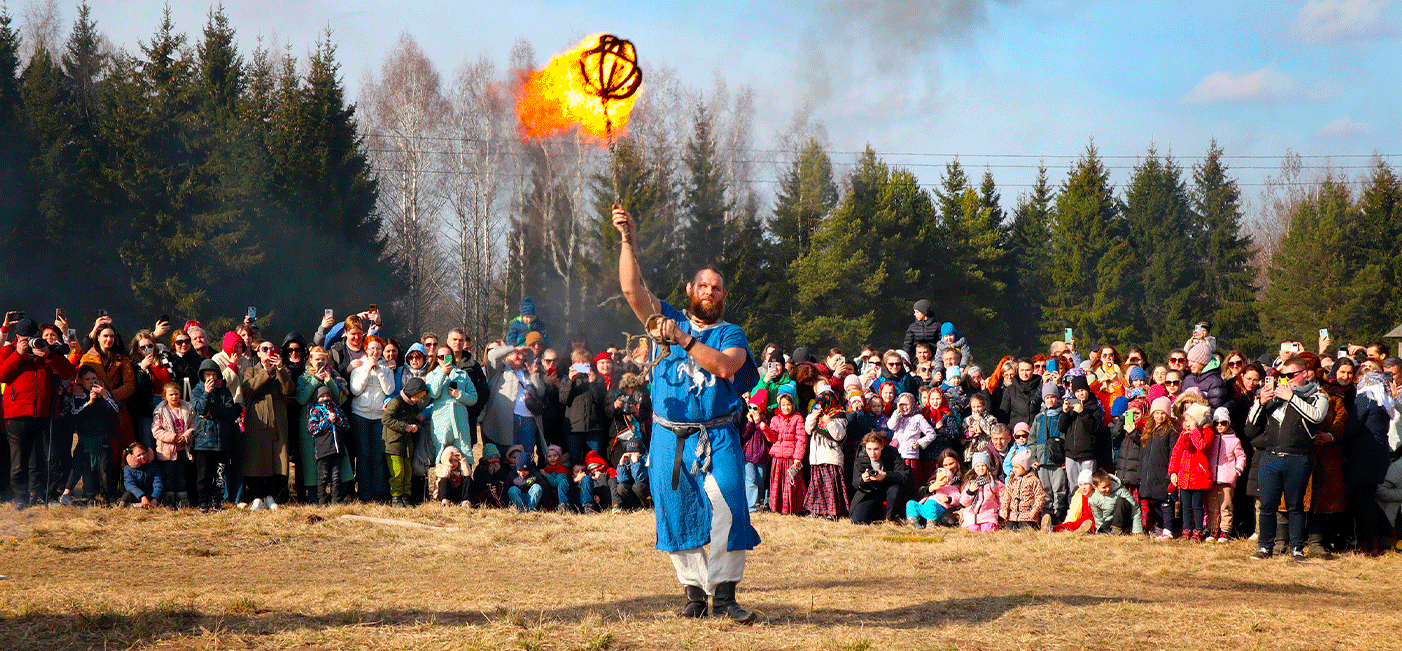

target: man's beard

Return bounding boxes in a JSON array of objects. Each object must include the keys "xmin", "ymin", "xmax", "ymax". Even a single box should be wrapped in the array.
[{"xmin": 688, "ymin": 292, "xmax": 725, "ymax": 324}]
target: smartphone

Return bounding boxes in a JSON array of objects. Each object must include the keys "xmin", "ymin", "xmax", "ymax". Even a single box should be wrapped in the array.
[
  {"xmin": 448, "ymin": 381, "xmax": 458, "ymax": 391},
  {"xmin": 66, "ymin": 328, "xmax": 76, "ymax": 341},
  {"xmin": 1319, "ymin": 328, "xmax": 1329, "ymax": 340},
  {"xmin": 1288, "ymin": 342, "xmax": 1301, "ymax": 353},
  {"xmin": 247, "ymin": 306, "xmax": 257, "ymax": 320},
  {"xmin": 158, "ymin": 314, "xmax": 169, "ymax": 325},
  {"xmin": 1063, "ymin": 328, "xmax": 1073, "ymax": 343},
  {"xmin": 324, "ymin": 308, "xmax": 334, "ymax": 319},
  {"xmin": 55, "ymin": 308, "xmax": 64, "ymax": 320},
  {"xmin": 98, "ymin": 309, "xmax": 109, "ymax": 318},
  {"xmin": 1045, "ymin": 359, "xmax": 1059, "ymax": 373},
  {"xmin": 571, "ymin": 363, "xmax": 591, "ymax": 375},
  {"xmin": 13, "ymin": 310, "xmax": 24, "ymax": 320}
]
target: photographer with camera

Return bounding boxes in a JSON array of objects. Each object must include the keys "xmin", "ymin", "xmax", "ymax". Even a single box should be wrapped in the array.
[
  {"xmin": 1, "ymin": 315, "xmax": 78, "ymax": 508},
  {"xmin": 850, "ymin": 432, "xmax": 911, "ymax": 524}
]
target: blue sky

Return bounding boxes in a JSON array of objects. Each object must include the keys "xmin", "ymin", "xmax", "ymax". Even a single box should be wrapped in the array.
[{"xmin": 84, "ymin": 0, "xmax": 1400, "ymax": 202}]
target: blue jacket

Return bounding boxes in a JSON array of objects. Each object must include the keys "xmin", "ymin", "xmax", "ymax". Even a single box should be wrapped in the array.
[
  {"xmin": 191, "ymin": 382, "xmax": 241, "ymax": 452},
  {"xmin": 504, "ymin": 316, "xmax": 547, "ymax": 347},
  {"xmin": 1002, "ymin": 441, "xmax": 1031, "ymax": 478},
  {"xmin": 123, "ymin": 463, "xmax": 164, "ymax": 501},
  {"xmin": 1028, "ymin": 407, "xmax": 1063, "ymax": 466}
]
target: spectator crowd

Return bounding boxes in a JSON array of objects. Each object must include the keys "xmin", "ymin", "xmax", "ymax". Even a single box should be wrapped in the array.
[{"xmin": 4, "ymin": 297, "xmax": 1401, "ymax": 562}]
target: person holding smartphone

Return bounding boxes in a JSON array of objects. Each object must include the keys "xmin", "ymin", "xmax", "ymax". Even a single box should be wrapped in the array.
[
  {"xmin": 1, "ymin": 317, "xmax": 78, "ymax": 507},
  {"xmin": 294, "ymin": 347, "xmax": 352, "ymax": 502},
  {"xmin": 426, "ymin": 344, "xmax": 479, "ymax": 467}
]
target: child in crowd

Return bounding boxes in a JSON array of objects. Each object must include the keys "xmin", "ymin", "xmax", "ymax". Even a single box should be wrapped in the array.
[
  {"xmin": 921, "ymin": 385, "xmax": 962, "ymax": 458},
  {"xmin": 473, "ymin": 444, "xmax": 511, "ymax": 508},
  {"xmin": 888, "ymin": 392, "xmax": 936, "ymax": 488},
  {"xmin": 151, "ymin": 381, "xmax": 194, "ymax": 508},
  {"xmin": 308, "ymin": 384, "xmax": 350, "ymax": 506},
  {"xmin": 432, "ymin": 445, "xmax": 471, "ymax": 505},
  {"xmin": 508, "ymin": 455, "xmax": 548, "ymax": 511},
  {"xmin": 1125, "ymin": 365, "xmax": 1149, "ymax": 400},
  {"xmin": 766, "ymin": 387, "xmax": 807, "ymax": 515},
  {"xmin": 191, "ymin": 358, "xmax": 241, "ymax": 512},
  {"xmin": 1029, "ymin": 383, "xmax": 1066, "ymax": 529},
  {"xmin": 959, "ymin": 451, "xmax": 1004, "ymax": 532},
  {"xmin": 1055, "ymin": 470, "xmax": 1097, "ymax": 533},
  {"xmin": 907, "ymin": 467, "xmax": 960, "ymax": 529},
  {"xmin": 963, "ymin": 393, "xmax": 998, "ymax": 463},
  {"xmin": 804, "ymin": 391, "xmax": 850, "ymax": 519},
  {"xmin": 1139, "ymin": 396, "xmax": 1179, "ymax": 539},
  {"xmin": 1168, "ymin": 396, "xmax": 1215, "ymax": 542},
  {"xmin": 1113, "ymin": 398, "xmax": 1146, "ymax": 529},
  {"xmin": 740, "ymin": 390, "xmax": 771, "ymax": 513},
  {"xmin": 577, "ymin": 450, "xmax": 611, "ymax": 513},
  {"xmin": 1089, "ymin": 470, "xmax": 1143, "ymax": 534},
  {"xmin": 1204, "ymin": 406, "xmax": 1246, "ymax": 543},
  {"xmin": 1003, "ymin": 422, "xmax": 1032, "ymax": 479},
  {"xmin": 59, "ymin": 365, "xmax": 118, "ymax": 506},
  {"xmin": 380, "ymin": 376, "xmax": 428, "ymax": 508},
  {"xmin": 120, "ymin": 443, "xmax": 162, "ymax": 508},
  {"xmin": 612, "ymin": 439, "xmax": 649, "ymax": 511},
  {"xmin": 541, "ymin": 445, "xmax": 574, "ymax": 512},
  {"xmin": 1000, "ymin": 450, "xmax": 1044, "ymax": 530}
]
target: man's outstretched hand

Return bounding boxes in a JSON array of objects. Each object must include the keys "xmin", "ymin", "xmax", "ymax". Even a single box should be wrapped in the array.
[{"xmin": 612, "ymin": 205, "xmax": 635, "ymax": 242}]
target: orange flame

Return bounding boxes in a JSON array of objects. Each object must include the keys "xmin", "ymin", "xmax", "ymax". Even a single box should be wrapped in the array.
[{"xmin": 516, "ymin": 33, "xmax": 641, "ymax": 145}]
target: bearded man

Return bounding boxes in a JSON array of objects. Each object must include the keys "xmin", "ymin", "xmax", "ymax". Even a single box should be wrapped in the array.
[{"xmin": 612, "ymin": 206, "xmax": 760, "ymax": 623}]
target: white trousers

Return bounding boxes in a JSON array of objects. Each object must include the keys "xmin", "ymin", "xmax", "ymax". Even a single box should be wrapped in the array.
[{"xmin": 668, "ymin": 472, "xmax": 746, "ymax": 595}]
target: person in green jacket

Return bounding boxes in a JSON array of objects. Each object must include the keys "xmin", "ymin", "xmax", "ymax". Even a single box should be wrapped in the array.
[
  {"xmin": 1089, "ymin": 470, "xmax": 1143, "ymax": 535},
  {"xmin": 382, "ymin": 377, "xmax": 429, "ymax": 507},
  {"xmin": 752, "ymin": 351, "xmax": 789, "ymax": 412}
]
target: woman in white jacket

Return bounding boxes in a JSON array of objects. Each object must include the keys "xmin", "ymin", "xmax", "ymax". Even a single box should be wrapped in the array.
[{"xmin": 349, "ymin": 336, "xmax": 395, "ymax": 502}]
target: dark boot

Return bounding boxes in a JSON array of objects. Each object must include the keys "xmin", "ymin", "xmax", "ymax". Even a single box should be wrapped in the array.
[
  {"xmin": 710, "ymin": 582, "xmax": 755, "ymax": 624},
  {"xmin": 1305, "ymin": 533, "xmax": 1334, "ymax": 560},
  {"xmin": 681, "ymin": 585, "xmax": 708, "ymax": 618}
]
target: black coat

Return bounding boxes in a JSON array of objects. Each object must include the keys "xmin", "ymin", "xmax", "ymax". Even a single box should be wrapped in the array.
[
  {"xmin": 1347, "ymin": 388, "xmax": 1393, "ymax": 486},
  {"xmin": 998, "ymin": 374, "xmax": 1042, "ymax": 427},
  {"xmin": 559, "ymin": 375, "xmax": 608, "ymax": 435},
  {"xmin": 851, "ymin": 445, "xmax": 911, "ymax": 496},
  {"xmin": 1113, "ymin": 421, "xmax": 1143, "ymax": 486},
  {"xmin": 903, "ymin": 318, "xmax": 941, "ymax": 358},
  {"xmin": 1058, "ymin": 395, "xmax": 1103, "ymax": 462},
  {"xmin": 1138, "ymin": 430, "xmax": 1178, "ymax": 501}
]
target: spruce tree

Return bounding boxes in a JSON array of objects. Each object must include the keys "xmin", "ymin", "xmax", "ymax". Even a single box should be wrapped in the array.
[
  {"xmin": 1044, "ymin": 142, "xmax": 1124, "ymax": 347},
  {"xmin": 1339, "ymin": 161, "xmax": 1402, "ymax": 341},
  {"xmin": 1191, "ymin": 140, "xmax": 1259, "ymax": 351},
  {"xmin": 760, "ymin": 137, "xmax": 836, "ymax": 347},
  {"xmin": 1258, "ymin": 176, "xmax": 1356, "ymax": 343},
  {"xmin": 1122, "ymin": 146, "xmax": 1195, "ymax": 355},
  {"xmin": 939, "ymin": 185, "xmax": 1008, "ymax": 350},
  {"xmin": 1002, "ymin": 165, "xmax": 1054, "ymax": 355},
  {"xmin": 934, "ymin": 158, "xmax": 968, "ymax": 227},
  {"xmin": 678, "ymin": 102, "xmax": 730, "ymax": 295}
]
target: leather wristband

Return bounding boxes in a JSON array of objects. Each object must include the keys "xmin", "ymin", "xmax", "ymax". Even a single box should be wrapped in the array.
[{"xmin": 683, "ymin": 335, "xmax": 697, "ymax": 352}]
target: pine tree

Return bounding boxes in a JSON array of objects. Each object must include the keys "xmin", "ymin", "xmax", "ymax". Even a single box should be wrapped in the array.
[
  {"xmin": 934, "ymin": 159, "xmax": 969, "ymax": 227},
  {"xmin": 1191, "ymin": 140, "xmax": 1259, "ymax": 350},
  {"xmin": 678, "ymin": 102, "xmax": 730, "ymax": 296},
  {"xmin": 1044, "ymin": 142, "xmax": 1125, "ymax": 347},
  {"xmin": 978, "ymin": 168, "xmax": 1005, "ymax": 236},
  {"xmin": 1122, "ymin": 146, "xmax": 1195, "ymax": 355},
  {"xmin": 939, "ymin": 186, "xmax": 1008, "ymax": 349},
  {"xmin": 1258, "ymin": 176, "xmax": 1356, "ymax": 343},
  {"xmin": 1338, "ymin": 160, "xmax": 1402, "ymax": 341},
  {"xmin": 1003, "ymin": 165, "xmax": 1054, "ymax": 355},
  {"xmin": 759, "ymin": 137, "xmax": 836, "ymax": 347}
]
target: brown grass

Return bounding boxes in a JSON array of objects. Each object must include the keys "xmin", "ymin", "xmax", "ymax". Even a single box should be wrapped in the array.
[{"xmin": 1, "ymin": 504, "xmax": 1397, "ymax": 650}]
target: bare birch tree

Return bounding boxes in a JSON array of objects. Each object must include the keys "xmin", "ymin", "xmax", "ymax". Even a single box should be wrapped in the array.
[{"xmin": 362, "ymin": 32, "xmax": 449, "ymax": 337}]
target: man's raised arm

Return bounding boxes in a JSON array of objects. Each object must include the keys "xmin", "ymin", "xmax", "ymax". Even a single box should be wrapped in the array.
[{"xmin": 613, "ymin": 206, "xmax": 660, "ymax": 326}]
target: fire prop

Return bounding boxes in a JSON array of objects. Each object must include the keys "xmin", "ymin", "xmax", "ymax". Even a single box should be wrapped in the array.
[{"xmin": 516, "ymin": 33, "xmax": 642, "ymax": 143}]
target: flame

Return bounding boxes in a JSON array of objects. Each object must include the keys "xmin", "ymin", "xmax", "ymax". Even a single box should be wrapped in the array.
[{"xmin": 516, "ymin": 33, "xmax": 641, "ymax": 144}]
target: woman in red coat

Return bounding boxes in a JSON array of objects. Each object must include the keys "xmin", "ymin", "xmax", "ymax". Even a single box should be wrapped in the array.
[{"xmin": 1168, "ymin": 399, "xmax": 1215, "ymax": 542}]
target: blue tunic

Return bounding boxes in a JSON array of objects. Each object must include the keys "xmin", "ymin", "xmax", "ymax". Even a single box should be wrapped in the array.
[{"xmin": 648, "ymin": 300, "xmax": 761, "ymax": 553}]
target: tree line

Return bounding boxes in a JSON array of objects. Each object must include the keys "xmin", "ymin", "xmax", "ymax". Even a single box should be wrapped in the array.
[{"xmin": 2, "ymin": 8, "xmax": 1399, "ymax": 363}]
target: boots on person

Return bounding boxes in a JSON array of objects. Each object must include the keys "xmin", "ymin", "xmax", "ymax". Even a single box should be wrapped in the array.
[
  {"xmin": 1272, "ymin": 521, "xmax": 1289, "ymax": 556},
  {"xmin": 1305, "ymin": 533, "xmax": 1334, "ymax": 560},
  {"xmin": 710, "ymin": 582, "xmax": 756, "ymax": 624},
  {"xmin": 681, "ymin": 585, "xmax": 708, "ymax": 618}
]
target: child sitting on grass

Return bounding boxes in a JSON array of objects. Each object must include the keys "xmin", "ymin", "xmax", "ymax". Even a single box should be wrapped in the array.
[
  {"xmin": 959, "ymin": 451, "xmax": 1004, "ymax": 532},
  {"xmin": 906, "ymin": 467, "xmax": 960, "ymax": 529},
  {"xmin": 1055, "ymin": 470, "xmax": 1097, "ymax": 533},
  {"xmin": 1089, "ymin": 469, "xmax": 1142, "ymax": 535},
  {"xmin": 120, "ymin": 443, "xmax": 163, "ymax": 509},
  {"xmin": 577, "ymin": 450, "xmax": 611, "ymax": 513},
  {"xmin": 432, "ymin": 445, "xmax": 471, "ymax": 506},
  {"xmin": 999, "ymin": 450, "xmax": 1044, "ymax": 530},
  {"xmin": 508, "ymin": 455, "xmax": 549, "ymax": 511},
  {"xmin": 472, "ymin": 444, "xmax": 510, "ymax": 508},
  {"xmin": 308, "ymin": 385, "xmax": 350, "ymax": 506},
  {"xmin": 541, "ymin": 445, "xmax": 574, "ymax": 512},
  {"xmin": 612, "ymin": 439, "xmax": 649, "ymax": 511}
]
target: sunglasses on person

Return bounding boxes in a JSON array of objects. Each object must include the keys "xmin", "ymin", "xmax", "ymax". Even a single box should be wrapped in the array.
[
  {"xmin": 1014, "ymin": 433, "xmax": 1029, "ymax": 439},
  {"xmin": 1125, "ymin": 356, "xmax": 1141, "ymax": 364},
  {"xmin": 139, "ymin": 344, "xmax": 154, "ymax": 352},
  {"xmin": 258, "ymin": 345, "xmax": 277, "ymax": 353},
  {"xmin": 1227, "ymin": 360, "xmax": 1243, "ymax": 367},
  {"xmin": 1165, "ymin": 380, "xmax": 1182, "ymax": 386},
  {"xmin": 1168, "ymin": 357, "xmax": 1186, "ymax": 364},
  {"xmin": 286, "ymin": 346, "xmax": 303, "ymax": 354},
  {"xmin": 437, "ymin": 354, "xmax": 451, "ymax": 360},
  {"xmin": 1281, "ymin": 369, "xmax": 1309, "ymax": 380},
  {"xmin": 173, "ymin": 338, "xmax": 190, "ymax": 345}
]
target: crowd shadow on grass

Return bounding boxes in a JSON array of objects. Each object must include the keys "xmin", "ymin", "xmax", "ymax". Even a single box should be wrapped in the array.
[{"xmin": 0, "ymin": 592, "xmax": 1151, "ymax": 648}]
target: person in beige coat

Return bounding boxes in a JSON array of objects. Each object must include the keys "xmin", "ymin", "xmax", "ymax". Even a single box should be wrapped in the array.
[
  {"xmin": 241, "ymin": 340, "xmax": 294, "ymax": 507},
  {"xmin": 478, "ymin": 344, "xmax": 546, "ymax": 464}
]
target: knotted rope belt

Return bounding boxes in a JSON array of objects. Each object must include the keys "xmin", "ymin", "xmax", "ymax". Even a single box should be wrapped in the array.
[{"xmin": 653, "ymin": 412, "xmax": 737, "ymax": 490}]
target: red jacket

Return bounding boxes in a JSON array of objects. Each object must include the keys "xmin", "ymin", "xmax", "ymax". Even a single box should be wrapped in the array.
[
  {"xmin": 1167, "ymin": 425, "xmax": 1216, "ymax": 490},
  {"xmin": 0, "ymin": 345, "xmax": 78, "ymax": 419}
]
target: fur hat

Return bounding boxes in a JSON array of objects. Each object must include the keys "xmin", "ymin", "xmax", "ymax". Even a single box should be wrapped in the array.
[{"xmin": 1188, "ymin": 342, "xmax": 1212, "ymax": 366}]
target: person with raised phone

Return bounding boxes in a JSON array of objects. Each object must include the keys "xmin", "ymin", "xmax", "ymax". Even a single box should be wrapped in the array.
[{"xmin": 612, "ymin": 205, "xmax": 761, "ymax": 623}]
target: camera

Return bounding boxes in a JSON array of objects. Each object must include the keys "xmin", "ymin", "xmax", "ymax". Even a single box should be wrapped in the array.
[
  {"xmin": 26, "ymin": 337, "xmax": 46, "ymax": 351},
  {"xmin": 617, "ymin": 392, "xmax": 642, "ymax": 415}
]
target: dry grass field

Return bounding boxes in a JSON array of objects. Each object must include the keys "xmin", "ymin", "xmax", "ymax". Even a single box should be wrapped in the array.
[{"xmin": 1, "ymin": 504, "xmax": 1397, "ymax": 651}]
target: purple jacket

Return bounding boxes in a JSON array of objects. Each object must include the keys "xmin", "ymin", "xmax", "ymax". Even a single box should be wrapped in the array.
[{"xmin": 741, "ymin": 420, "xmax": 770, "ymax": 465}]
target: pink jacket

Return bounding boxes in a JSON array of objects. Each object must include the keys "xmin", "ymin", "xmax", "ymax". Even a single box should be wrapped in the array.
[
  {"xmin": 764, "ymin": 412, "xmax": 807, "ymax": 462},
  {"xmin": 958, "ymin": 478, "xmax": 1005, "ymax": 527},
  {"xmin": 1206, "ymin": 429, "xmax": 1247, "ymax": 485},
  {"xmin": 151, "ymin": 400, "xmax": 196, "ymax": 462}
]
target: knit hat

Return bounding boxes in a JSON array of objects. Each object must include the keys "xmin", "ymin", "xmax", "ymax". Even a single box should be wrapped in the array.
[
  {"xmin": 1212, "ymin": 406, "xmax": 1231, "ymax": 423},
  {"xmin": 546, "ymin": 445, "xmax": 563, "ymax": 459},
  {"xmin": 402, "ymin": 377, "xmax": 428, "ymax": 397},
  {"xmin": 514, "ymin": 454, "xmax": 534, "ymax": 472},
  {"xmin": 1011, "ymin": 450, "xmax": 1032, "ymax": 472},
  {"xmin": 940, "ymin": 322, "xmax": 958, "ymax": 339},
  {"xmin": 1041, "ymin": 382, "xmax": 1062, "ymax": 400},
  {"xmin": 1128, "ymin": 365, "xmax": 1147, "ymax": 382},
  {"xmin": 971, "ymin": 451, "xmax": 992, "ymax": 470},
  {"xmin": 843, "ymin": 374, "xmax": 863, "ymax": 392},
  {"xmin": 1110, "ymin": 396, "xmax": 1129, "ymax": 418},
  {"xmin": 12, "ymin": 317, "xmax": 38, "ymax": 338},
  {"xmin": 1188, "ymin": 342, "xmax": 1212, "ymax": 365},
  {"xmin": 776, "ymin": 384, "xmax": 797, "ymax": 405},
  {"xmin": 184, "ymin": 320, "xmax": 202, "ymax": 332},
  {"xmin": 1013, "ymin": 422, "xmax": 1031, "ymax": 436},
  {"xmin": 1077, "ymin": 469, "xmax": 1093, "ymax": 485},
  {"xmin": 625, "ymin": 438, "xmax": 642, "ymax": 454},
  {"xmin": 221, "ymin": 331, "xmax": 242, "ymax": 356},
  {"xmin": 1150, "ymin": 396, "xmax": 1171, "ymax": 415},
  {"xmin": 313, "ymin": 385, "xmax": 333, "ymax": 401},
  {"xmin": 913, "ymin": 299, "xmax": 932, "ymax": 316},
  {"xmin": 585, "ymin": 450, "xmax": 608, "ymax": 471},
  {"xmin": 792, "ymin": 347, "xmax": 811, "ymax": 364},
  {"xmin": 748, "ymin": 388, "xmax": 769, "ymax": 410},
  {"xmin": 1070, "ymin": 375, "xmax": 1090, "ymax": 394},
  {"xmin": 1183, "ymin": 402, "xmax": 1211, "ymax": 426},
  {"xmin": 593, "ymin": 351, "xmax": 611, "ymax": 368},
  {"xmin": 520, "ymin": 297, "xmax": 536, "ymax": 316},
  {"xmin": 966, "ymin": 365, "xmax": 981, "ymax": 377},
  {"xmin": 524, "ymin": 331, "xmax": 543, "ymax": 346},
  {"xmin": 483, "ymin": 443, "xmax": 500, "ymax": 461}
]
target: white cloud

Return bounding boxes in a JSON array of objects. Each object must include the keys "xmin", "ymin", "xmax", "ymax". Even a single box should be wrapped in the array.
[
  {"xmin": 1317, "ymin": 116, "xmax": 1374, "ymax": 137},
  {"xmin": 1181, "ymin": 65, "xmax": 1305, "ymax": 104},
  {"xmin": 1289, "ymin": 0, "xmax": 1398, "ymax": 44}
]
